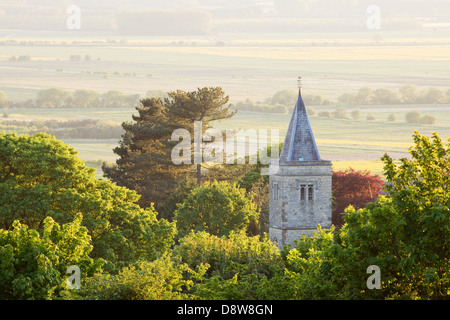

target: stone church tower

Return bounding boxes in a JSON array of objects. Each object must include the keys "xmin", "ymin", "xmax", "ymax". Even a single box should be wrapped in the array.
[{"xmin": 269, "ymin": 78, "xmax": 332, "ymax": 248}]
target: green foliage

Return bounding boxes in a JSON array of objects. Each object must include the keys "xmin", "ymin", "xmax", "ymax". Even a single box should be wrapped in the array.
[
  {"xmin": 0, "ymin": 132, "xmax": 176, "ymax": 273},
  {"xmin": 379, "ymin": 131, "xmax": 450, "ymax": 298},
  {"xmin": 79, "ymin": 254, "xmax": 205, "ymax": 300},
  {"xmin": 270, "ymin": 89, "xmax": 297, "ymax": 106},
  {"xmin": 284, "ymin": 226, "xmax": 341, "ymax": 299},
  {"xmin": 286, "ymin": 131, "xmax": 450, "ymax": 300},
  {"xmin": 174, "ymin": 231, "xmax": 294, "ymax": 300},
  {"xmin": 174, "ymin": 231, "xmax": 280, "ymax": 279},
  {"xmin": 0, "ymin": 215, "xmax": 102, "ymax": 300},
  {"xmin": 174, "ymin": 180, "xmax": 260, "ymax": 238},
  {"xmin": 0, "ymin": 118, "xmax": 123, "ymax": 140},
  {"xmin": 405, "ymin": 110, "xmax": 422, "ymax": 123},
  {"xmin": 104, "ymin": 87, "xmax": 235, "ymax": 207}
]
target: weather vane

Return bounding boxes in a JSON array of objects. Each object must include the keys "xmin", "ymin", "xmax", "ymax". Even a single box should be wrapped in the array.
[{"xmin": 297, "ymin": 76, "xmax": 302, "ymax": 89}]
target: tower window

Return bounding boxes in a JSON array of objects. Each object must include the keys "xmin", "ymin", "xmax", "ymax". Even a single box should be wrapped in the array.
[
  {"xmin": 273, "ymin": 182, "xmax": 279, "ymax": 200},
  {"xmin": 308, "ymin": 184, "xmax": 314, "ymax": 201},
  {"xmin": 300, "ymin": 185, "xmax": 306, "ymax": 201}
]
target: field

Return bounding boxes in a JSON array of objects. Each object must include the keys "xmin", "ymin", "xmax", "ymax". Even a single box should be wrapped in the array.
[
  {"xmin": 1, "ymin": 29, "xmax": 450, "ymax": 178},
  {"xmin": 5, "ymin": 104, "xmax": 449, "ymax": 178}
]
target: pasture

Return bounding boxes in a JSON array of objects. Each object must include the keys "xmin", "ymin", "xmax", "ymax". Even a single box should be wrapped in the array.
[
  {"xmin": 5, "ymin": 105, "xmax": 449, "ymax": 178},
  {"xmin": 1, "ymin": 30, "xmax": 449, "ymax": 178}
]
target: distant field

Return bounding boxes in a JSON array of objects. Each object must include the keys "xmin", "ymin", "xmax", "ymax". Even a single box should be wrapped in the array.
[
  {"xmin": 1, "ymin": 30, "xmax": 449, "ymax": 179},
  {"xmin": 5, "ymin": 105, "xmax": 449, "ymax": 178},
  {"xmin": 1, "ymin": 31, "xmax": 450, "ymax": 102}
]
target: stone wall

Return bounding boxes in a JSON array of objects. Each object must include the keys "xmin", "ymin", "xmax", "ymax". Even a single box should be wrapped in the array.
[{"xmin": 269, "ymin": 161, "xmax": 332, "ymax": 249}]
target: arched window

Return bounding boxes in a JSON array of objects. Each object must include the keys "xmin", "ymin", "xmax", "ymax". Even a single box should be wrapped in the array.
[{"xmin": 308, "ymin": 184, "xmax": 314, "ymax": 201}]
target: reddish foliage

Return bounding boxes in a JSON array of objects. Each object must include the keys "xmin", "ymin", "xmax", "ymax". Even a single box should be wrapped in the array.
[{"xmin": 332, "ymin": 168, "xmax": 384, "ymax": 228}]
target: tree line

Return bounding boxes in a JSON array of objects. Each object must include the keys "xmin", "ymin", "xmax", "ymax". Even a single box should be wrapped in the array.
[
  {"xmin": 0, "ymin": 119, "xmax": 124, "ymax": 140},
  {"xmin": 234, "ymin": 85, "xmax": 450, "ymax": 114},
  {"xmin": 0, "ymin": 88, "xmax": 140, "ymax": 109},
  {"xmin": 1, "ymin": 85, "xmax": 449, "ymax": 111}
]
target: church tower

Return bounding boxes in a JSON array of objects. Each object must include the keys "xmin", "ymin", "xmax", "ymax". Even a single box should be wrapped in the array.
[{"xmin": 269, "ymin": 77, "xmax": 332, "ymax": 248}]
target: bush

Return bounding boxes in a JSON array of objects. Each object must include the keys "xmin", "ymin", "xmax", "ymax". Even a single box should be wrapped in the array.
[
  {"xmin": 0, "ymin": 215, "xmax": 102, "ymax": 300},
  {"xmin": 306, "ymin": 107, "xmax": 316, "ymax": 116},
  {"xmin": 351, "ymin": 109, "xmax": 361, "ymax": 120},
  {"xmin": 79, "ymin": 254, "xmax": 204, "ymax": 300},
  {"xmin": 387, "ymin": 113, "xmax": 396, "ymax": 122},
  {"xmin": 332, "ymin": 107, "xmax": 348, "ymax": 119},
  {"xmin": 0, "ymin": 132, "xmax": 176, "ymax": 273},
  {"xmin": 405, "ymin": 110, "xmax": 422, "ymax": 123},
  {"xmin": 318, "ymin": 111, "xmax": 331, "ymax": 118},
  {"xmin": 286, "ymin": 131, "xmax": 450, "ymax": 300},
  {"xmin": 174, "ymin": 180, "xmax": 260, "ymax": 238},
  {"xmin": 419, "ymin": 114, "xmax": 436, "ymax": 125},
  {"xmin": 173, "ymin": 231, "xmax": 294, "ymax": 300}
]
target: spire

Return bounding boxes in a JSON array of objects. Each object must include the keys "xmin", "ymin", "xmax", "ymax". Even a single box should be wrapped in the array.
[{"xmin": 279, "ymin": 77, "xmax": 321, "ymax": 163}]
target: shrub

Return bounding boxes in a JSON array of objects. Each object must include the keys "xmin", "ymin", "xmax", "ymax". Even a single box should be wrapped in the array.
[
  {"xmin": 387, "ymin": 113, "xmax": 396, "ymax": 122},
  {"xmin": 405, "ymin": 110, "xmax": 422, "ymax": 123},
  {"xmin": 419, "ymin": 114, "xmax": 436, "ymax": 125},
  {"xmin": 174, "ymin": 180, "xmax": 260, "ymax": 238}
]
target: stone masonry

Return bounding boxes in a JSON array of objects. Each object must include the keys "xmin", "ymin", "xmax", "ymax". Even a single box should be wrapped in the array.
[{"xmin": 269, "ymin": 79, "xmax": 332, "ymax": 249}]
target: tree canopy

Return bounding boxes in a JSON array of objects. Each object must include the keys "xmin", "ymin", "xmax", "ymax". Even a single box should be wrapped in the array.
[
  {"xmin": 103, "ymin": 87, "xmax": 235, "ymax": 210},
  {"xmin": 285, "ymin": 131, "xmax": 450, "ymax": 299},
  {"xmin": 174, "ymin": 180, "xmax": 260, "ymax": 239},
  {"xmin": 0, "ymin": 132, "xmax": 175, "ymax": 272}
]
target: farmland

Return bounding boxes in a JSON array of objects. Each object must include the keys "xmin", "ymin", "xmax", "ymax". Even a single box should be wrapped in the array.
[
  {"xmin": 3, "ymin": 104, "xmax": 449, "ymax": 177},
  {"xmin": 1, "ymin": 30, "xmax": 450, "ymax": 178}
]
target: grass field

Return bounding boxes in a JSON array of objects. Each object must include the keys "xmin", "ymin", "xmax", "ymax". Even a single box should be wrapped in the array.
[
  {"xmin": 1, "ymin": 30, "xmax": 449, "ymax": 179},
  {"xmin": 1, "ymin": 30, "xmax": 450, "ymax": 102},
  {"xmin": 5, "ymin": 105, "xmax": 449, "ymax": 178}
]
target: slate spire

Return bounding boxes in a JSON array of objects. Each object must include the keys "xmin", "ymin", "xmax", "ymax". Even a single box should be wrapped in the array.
[{"xmin": 279, "ymin": 77, "xmax": 321, "ymax": 163}]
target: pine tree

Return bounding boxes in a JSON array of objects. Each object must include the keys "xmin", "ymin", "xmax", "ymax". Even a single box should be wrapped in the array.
[
  {"xmin": 167, "ymin": 87, "xmax": 236, "ymax": 185},
  {"xmin": 103, "ymin": 87, "xmax": 235, "ymax": 210}
]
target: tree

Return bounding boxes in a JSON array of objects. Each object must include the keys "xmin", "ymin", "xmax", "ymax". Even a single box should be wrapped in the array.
[
  {"xmin": 399, "ymin": 85, "xmax": 418, "ymax": 104},
  {"xmin": 0, "ymin": 132, "xmax": 175, "ymax": 272},
  {"xmin": 0, "ymin": 215, "xmax": 102, "ymax": 299},
  {"xmin": 387, "ymin": 113, "xmax": 396, "ymax": 122},
  {"xmin": 99, "ymin": 90, "xmax": 140, "ymax": 108},
  {"xmin": 419, "ymin": 114, "xmax": 437, "ymax": 125},
  {"xmin": 351, "ymin": 109, "xmax": 361, "ymax": 120},
  {"xmin": 380, "ymin": 131, "xmax": 449, "ymax": 299},
  {"xmin": 102, "ymin": 96, "xmax": 185, "ymax": 209},
  {"xmin": 355, "ymin": 87, "xmax": 373, "ymax": 105},
  {"xmin": 405, "ymin": 110, "xmax": 422, "ymax": 123},
  {"xmin": 270, "ymin": 90, "xmax": 297, "ymax": 106},
  {"xmin": 332, "ymin": 168, "xmax": 384, "ymax": 228},
  {"xmin": 332, "ymin": 107, "xmax": 348, "ymax": 119},
  {"xmin": 174, "ymin": 180, "xmax": 260, "ymax": 238},
  {"xmin": 79, "ymin": 254, "xmax": 202, "ymax": 300},
  {"xmin": 72, "ymin": 89, "xmax": 99, "ymax": 108},
  {"xmin": 418, "ymin": 87, "xmax": 446, "ymax": 104},
  {"xmin": 103, "ymin": 87, "xmax": 235, "ymax": 210},
  {"xmin": 286, "ymin": 131, "xmax": 450, "ymax": 299},
  {"xmin": 174, "ymin": 231, "xmax": 293, "ymax": 300},
  {"xmin": 36, "ymin": 88, "xmax": 72, "ymax": 108},
  {"xmin": 371, "ymin": 88, "xmax": 398, "ymax": 105},
  {"xmin": 168, "ymin": 87, "xmax": 236, "ymax": 185},
  {"xmin": 337, "ymin": 93, "xmax": 357, "ymax": 106}
]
